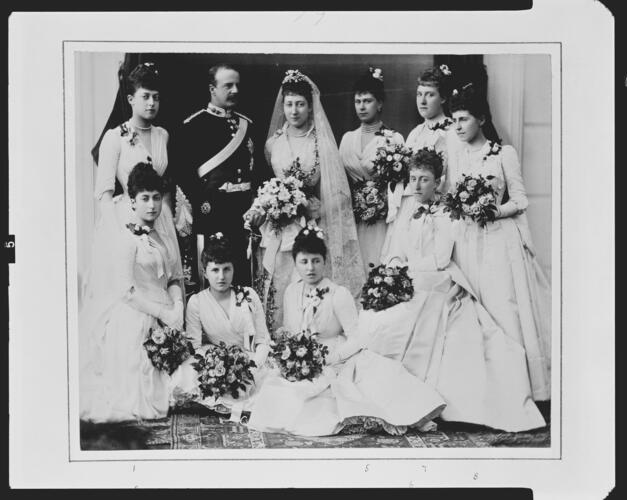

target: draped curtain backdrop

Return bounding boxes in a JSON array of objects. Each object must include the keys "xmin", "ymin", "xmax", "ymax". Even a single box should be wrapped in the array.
[{"xmin": 75, "ymin": 52, "xmax": 552, "ymax": 299}]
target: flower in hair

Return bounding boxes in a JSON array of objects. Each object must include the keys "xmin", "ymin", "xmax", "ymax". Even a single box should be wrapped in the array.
[
  {"xmin": 369, "ymin": 67, "xmax": 384, "ymax": 81},
  {"xmin": 282, "ymin": 69, "xmax": 307, "ymax": 84},
  {"xmin": 142, "ymin": 62, "xmax": 158, "ymax": 74},
  {"xmin": 452, "ymin": 89, "xmax": 459, "ymax": 96},
  {"xmin": 439, "ymin": 64, "xmax": 452, "ymax": 76},
  {"xmin": 211, "ymin": 232, "xmax": 224, "ymax": 240}
]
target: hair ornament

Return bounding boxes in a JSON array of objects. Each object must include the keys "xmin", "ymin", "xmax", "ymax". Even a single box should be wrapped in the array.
[
  {"xmin": 439, "ymin": 64, "xmax": 452, "ymax": 76},
  {"xmin": 282, "ymin": 69, "xmax": 307, "ymax": 84},
  {"xmin": 142, "ymin": 62, "xmax": 158, "ymax": 74},
  {"xmin": 369, "ymin": 67, "xmax": 384, "ymax": 81},
  {"xmin": 209, "ymin": 232, "xmax": 224, "ymax": 240},
  {"xmin": 301, "ymin": 222, "xmax": 324, "ymax": 240}
]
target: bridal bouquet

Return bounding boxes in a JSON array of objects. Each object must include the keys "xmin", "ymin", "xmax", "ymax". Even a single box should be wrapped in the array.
[
  {"xmin": 143, "ymin": 324, "xmax": 195, "ymax": 375},
  {"xmin": 192, "ymin": 342, "xmax": 257, "ymax": 400},
  {"xmin": 351, "ymin": 179, "xmax": 388, "ymax": 224},
  {"xmin": 372, "ymin": 139, "xmax": 413, "ymax": 191},
  {"xmin": 360, "ymin": 264, "xmax": 414, "ymax": 312},
  {"xmin": 250, "ymin": 176, "xmax": 308, "ymax": 233},
  {"xmin": 442, "ymin": 173, "xmax": 498, "ymax": 228},
  {"xmin": 270, "ymin": 328, "xmax": 329, "ymax": 382}
]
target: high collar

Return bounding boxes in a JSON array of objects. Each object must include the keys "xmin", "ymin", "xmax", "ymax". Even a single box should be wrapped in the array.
[
  {"xmin": 207, "ymin": 102, "xmax": 233, "ymax": 118},
  {"xmin": 424, "ymin": 113, "xmax": 449, "ymax": 128}
]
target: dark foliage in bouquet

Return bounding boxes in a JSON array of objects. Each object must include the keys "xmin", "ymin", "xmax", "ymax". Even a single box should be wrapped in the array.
[
  {"xmin": 250, "ymin": 176, "xmax": 308, "ymax": 234},
  {"xmin": 351, "ymin": 179, "xmax": 388, "ymax": 225},
  {"xmin": 192, "ymin": 342, "xmax": 256, "ymax": 400},
  {"xmin": 270, "ymin": 328, "xmax": 329, "ymax": 382},
  {"xmin": 143, "ymin": 324, "xmax": 195, "ymax": 375},
  {"xmin": 360, "ymin": 264, "xmax": 414, "ymax": 312},
  {"xmin": 442, "ymin": 173, "xmax": 498, "ymax": 228},
  {"xmin": 371, "ymin": 133, "xmax": 413, "ymax": 191}
]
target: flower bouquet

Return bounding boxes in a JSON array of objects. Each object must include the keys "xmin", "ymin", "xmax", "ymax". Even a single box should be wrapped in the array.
[
  {"xmin": 250, "ymin": 176, "xmax": 308, "ymax": 233},
  {"xmin": 360, "ymin": 264, "xmax": 414, "ymax": 312},
  {"xmin": 270, "ymin": 328, "xmax": 329, "ymax": 382},
  {"xmin": 371, "ymin": 136, "xmax": 413, "ymax": 191},
  {"xmin": 192, "ymin": 342, "xmax": 257, "ymax": 400},
  {"xmin": 351, "ymin": 179, "xmax": 388, "ymax": 224},
  {"xmin": 143, "ymin": 324, "xmax": 195, "ymax": 375},
  {"xmin": 442, "ymin": 173, "xmax": 498, "ymax": 228}
]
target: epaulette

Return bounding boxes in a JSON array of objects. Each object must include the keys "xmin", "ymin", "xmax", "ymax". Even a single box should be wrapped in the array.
[
  {"xmin": 234, "ymin": 111, "xmax": 252, "ymax": 124},
  {"xmin": 183, "ymin": 109, "xmax": 207, "ymax": 125}
]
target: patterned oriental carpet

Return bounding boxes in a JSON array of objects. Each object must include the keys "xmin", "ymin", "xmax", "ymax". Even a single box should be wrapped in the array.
[{"xmin": 80, "ymin": 403, "xmax": 550, "ymax": 450}]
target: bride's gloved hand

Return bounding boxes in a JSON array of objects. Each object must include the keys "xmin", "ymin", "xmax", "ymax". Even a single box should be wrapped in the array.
[
  {"xmin": 251, "ymin": 344, "xmax": 270, "ymax": 368},
  {"xmin": 159, "ymin": 300, "xmax": 184, "ymax": 331},
  {"xmin": 244, "ymin": 209, "xmax": 266, "ymax": 228}
]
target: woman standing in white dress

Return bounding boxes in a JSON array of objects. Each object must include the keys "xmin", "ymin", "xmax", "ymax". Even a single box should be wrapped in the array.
[
  {"xmin": 339, "ymin": 68, "xmax": 404, "ymax": 271},
  {"xmin": 377, "ymin": 150, "xmax": 546, "ymax": 431},
  {"xmin": 248, "ymin": 225, "xmax": 446, "ymax": 437},
  {"xmin": 80, "ymin": 63, "xmax": 183, "ymax": 337},
  {"xmin": 447, "ymin": 84, "xmax": 551, "ymax": 401},
  {"xmin": 80, "ymin": 163, "xmax": 184, "ymax": 422},
  {"xmin": 246, "ymin": 69, "xmax": 364, "ymax": 330},
  {"xmin": 381, "ymin": 65, "xmax": 458, "ymax": 263}
]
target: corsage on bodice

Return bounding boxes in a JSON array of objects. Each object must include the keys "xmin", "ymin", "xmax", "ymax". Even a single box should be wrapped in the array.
[{"xmin": 457, "ymin": 141, "xmax": 507, "ymax": 204}]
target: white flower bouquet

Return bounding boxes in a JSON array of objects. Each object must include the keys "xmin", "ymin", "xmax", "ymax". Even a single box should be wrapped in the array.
[
  {"xmin": 250, "ymin": 176, "xmax": 308, "ymax": 233},
  {"xmin": 442, "ymin": 173, "xmax": 498, "ymax": 228},
  {"xmin": 270, "ymin": 328, "xmax": 329, "ymax": 382},
  {"xmin": 143, "ymin": 324, "xmax": 195, "ymax": 375}
]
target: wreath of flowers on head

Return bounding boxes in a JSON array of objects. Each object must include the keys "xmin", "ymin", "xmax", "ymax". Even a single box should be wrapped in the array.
[
  {"xmin": 282, "ymin": 69, "xmax": 307, "ymax": 84},
  {"xmin": 300, "ymin": 223, "xmax": 324, "ymax": 240},
  {"xmin": 369, "ymin": 67, "xmax": 383, "ymax": 81},
  {"xmin": 142, "ymin": 62, "xmax": 158, "ymax": 75},
  {"xmin": 439, "ymin": 64, "xmax": 452, "ymax": 76},
  {"xmin": 209, "ymin": 232, "xmax": 224, "ymax": 241}
]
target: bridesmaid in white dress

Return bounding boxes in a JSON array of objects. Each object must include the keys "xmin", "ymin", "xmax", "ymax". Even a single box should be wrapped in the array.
[
  {"xmin": 246, "ymin": 70, "xmax": 363, "ymax": 331},
  {"xmin": 170, "ymin": 234, "xmax": 271, "ymax": 416},
  {"xmin": 339, "ymin": 68, "xmax": 404, "ymax": 271},
  {"xmin": 381, "ymin": 64, "xmax": 459, "ymax": 263},
  {"xmin": 377, "ymin": 150, "xmax": 546, "ymax": 431},
  {"xmin": 80, "ymin": 163, "xmax": 184, "ymax": 423},
  {"xmin": 81, "ymin": 63, "xmax": 183, "ymax": 335},
  {"xmin": 248, "ymin": 225, "xmax": 446, "ymax": 437},
  {"xmin": 447, "ymin": 84, "xmax": 551, "ymax": 401}
]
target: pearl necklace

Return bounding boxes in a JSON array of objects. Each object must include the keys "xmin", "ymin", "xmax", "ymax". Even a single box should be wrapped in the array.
[
  {"xmin": 130, "ymin": 121, "xmax": 152, "ymax": 131},
  {"xmin": 361, "ymin": 121, "xmax": 383, "ymax": 134}
]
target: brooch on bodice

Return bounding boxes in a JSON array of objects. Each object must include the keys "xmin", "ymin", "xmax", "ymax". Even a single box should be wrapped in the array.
[
  {"xmin": 233, "ymin": 285, "xmax": 253, "ymax": 308},
  {"xmin": 119, "ymin": 123, "xmax": 139, "ymax": 146},
  {"xmin": 200, "ymin": 201, "xmax": 212, "ymax": 215},
  {"xmin": 483, "ymin": 141, "xmax": 502, "ymax": 161},
  {"xmin": 126, "ymin": 222, "xmax": 151, "ymax": 236},
  {"xmin": 413, "ymin": 200, "xmax": 440, "ymax": 219},
  {"xmin": 428, "ymin": 118, "xmax": 453, "ymax": 132}
]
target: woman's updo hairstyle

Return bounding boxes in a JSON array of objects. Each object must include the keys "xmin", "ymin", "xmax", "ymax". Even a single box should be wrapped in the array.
[
  {"xmin": 449, "ymin": 83, "xmax": 502, "ymax": 144},
  {"xmin": 352, "ymin": 67, "xmax": 385, "ymax": 102},
  {"xmin": 409, "ymin": 147, "xmax": 444, "ymax": 181},
  {"xmin": 292, "ymin": 224, "xmax": 328, "ymax": 261},
  {"xmin": 127, "ymin": 162, "xmax": 164, "ymax": 199},
  {"xmin": 201, "ymin": 232, "xmax": 233, "ymax": 267},
  {"xmin": 281, "ymin": 69, "xmax": 313, "ymax": 107},
  {"xmin": 417, "ymin": 64, "xmax": 454, "ymax": 102},
  {"xmin": 127, "ymin": 62, "xmax": 161, "ymax": 94}
]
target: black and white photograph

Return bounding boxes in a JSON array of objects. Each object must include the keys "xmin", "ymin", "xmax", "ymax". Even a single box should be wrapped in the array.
[
  {"xmin": 8, "ymin": 4, "xmax": 614, "ymax": 495},
  {"xmin": 71, "ymin": 49, "xmax": 555, "ymax": 453}
]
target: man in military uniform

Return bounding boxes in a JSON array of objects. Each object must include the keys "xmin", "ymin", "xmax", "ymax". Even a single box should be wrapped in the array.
[{"xmin": 174, "ymin": 63, "xmax": 259, "ymax": 286}]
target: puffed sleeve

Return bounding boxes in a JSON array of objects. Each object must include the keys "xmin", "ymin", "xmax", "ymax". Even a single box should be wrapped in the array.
[
  {"xmin": 410, "ymin": 214, "xmax": 454, "ymax": 272},
  {"xmin": 185, "ymin": 294, "xmax": 202, "ymax": 349},
  {"xmin": 339, "ymin": 133, "xmax": 359, "ymax": 183},
  {"xmin": 331, "ymin": 286, "xmax": 359, "ymax": 338},
  {"xmin": 249, "ymin": 289, "xmax": 271, "ymax": 346},
  {"xmin": 392, "ymin": 131, "xmax": 405, "ymax": 146},
  {"xmin": 264, "ymin": 136, "xmax": 275, "ymax": 167},
  {"xmin": 498, "ymin": 145, "xmax": 529, "ymax": 218},
  {"xmin": 94, "ymin": 128, "xmax": 121, "ymax": 200},
  {"xmin": 405, "ymin": 126, "xmax": 418, "ymax": 148}
]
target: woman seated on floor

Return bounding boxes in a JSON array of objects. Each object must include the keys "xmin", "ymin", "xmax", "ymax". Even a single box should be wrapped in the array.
[
  {"xmin": 170, "ymin": 233, "xmax": 271, "ymax": 417},
  {"xmin": 247, "ymin": 224, "xmax": 446, "ymax": 436}
]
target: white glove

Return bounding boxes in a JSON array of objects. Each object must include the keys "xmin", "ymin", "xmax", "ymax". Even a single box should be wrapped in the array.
[
  {"xmin": 159, "ymin": 300, "xmax": 184, "ymax": 330},
  {"xmin": 251, "ymin": 344, "xmax": 270, "ymax": 368}
]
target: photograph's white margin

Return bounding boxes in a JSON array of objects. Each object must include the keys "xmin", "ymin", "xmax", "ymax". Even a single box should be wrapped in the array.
[{"xmin": 9, "ymin": 2, "xmax": 614, "ymax": 496}]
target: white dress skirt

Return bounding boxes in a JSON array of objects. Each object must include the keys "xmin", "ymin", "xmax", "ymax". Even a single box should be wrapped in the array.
[{"xmin": 247, "ymin": 278, "xmax": 446, "ymax": 436}]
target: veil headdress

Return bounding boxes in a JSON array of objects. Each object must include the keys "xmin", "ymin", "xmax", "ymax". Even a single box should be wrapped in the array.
[{"xmin": 267, "ymin": 69, "xmax": 365, "ymax": 297}]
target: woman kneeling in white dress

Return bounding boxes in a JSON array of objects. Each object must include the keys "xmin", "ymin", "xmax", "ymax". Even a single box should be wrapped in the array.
[
  {"xmin": 248, "ymin": 225, "xmax": 446, "ymax": 436},
  {"xmin": 170, "ymin": 234, "xmax": 271, "ymax": 417},
  {"xmin": 377, "ymin": 148, "xmax": 546, "ymax": 432}
]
